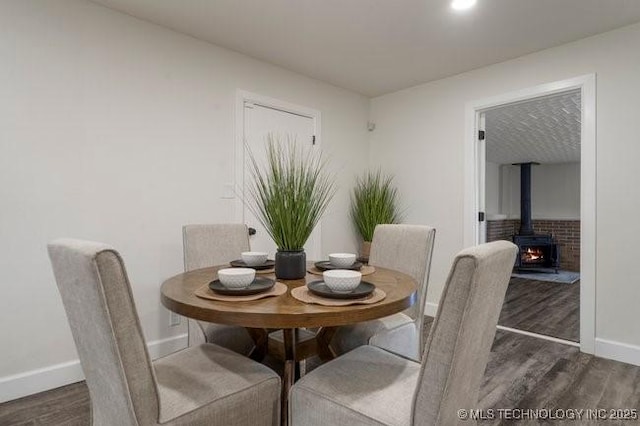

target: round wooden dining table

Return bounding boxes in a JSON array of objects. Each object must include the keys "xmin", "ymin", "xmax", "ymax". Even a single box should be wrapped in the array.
[{"xmin": 161, "ymin": 263, "xmax": 416, "ymax": 426}]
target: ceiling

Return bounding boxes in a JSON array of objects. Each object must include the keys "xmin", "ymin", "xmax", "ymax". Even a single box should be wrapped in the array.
[
  {"xmin": 485, "ymin": 89, "xmax": 581, "ymax": 165},
  {"xmin": 90, "ymin": 0, "xmax": 640, "ymax": 97}
]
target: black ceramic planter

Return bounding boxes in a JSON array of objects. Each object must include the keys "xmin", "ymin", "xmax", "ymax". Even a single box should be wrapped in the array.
[{"xmin": 275, "ymin": 249, "xmax": 306, "ymax": 280}]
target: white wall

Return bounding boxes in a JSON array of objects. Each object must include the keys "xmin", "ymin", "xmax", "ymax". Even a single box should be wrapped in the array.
[
  {"xmin": 485, "ymin": 161, "xmax": 501, "ymax": 216},
  {"xmin": 498, "ymin": 162, "xmax": 580, "ymax": 219},
  {"xmin": 370, "ymin": 22, "xmax": 640, "ymax": 354},
  {"xmin": 0, "ymin": 0, "xmax": 369, "ymax": 399}
]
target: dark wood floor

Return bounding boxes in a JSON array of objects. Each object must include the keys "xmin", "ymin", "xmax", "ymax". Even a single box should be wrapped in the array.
[
  {"xmin": 499, "ymin": 278, "xmax": 580, "ymax": 342},
  {"xmin": 0, "ymin": 379, "xmax": 90, "ymax": 426},
  {"xmin": 479, "ymin": 330, "xmax": 640, "ymax": 426},
  {"xmin": 2, "ymin": 316, "xmax": 638, "ymax": 425}
]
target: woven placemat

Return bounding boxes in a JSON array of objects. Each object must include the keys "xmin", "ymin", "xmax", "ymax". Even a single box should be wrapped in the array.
[
  {"xmin": 307, "ymin": 265, "xmax": 376, "ymax": 276},
  {"xmin": 290, "ymin": 286, "xmax": 386, "ymax": 306},
  {"xmin": 195, "ymin": 282, "xmax": 287, "ymax": 302}
]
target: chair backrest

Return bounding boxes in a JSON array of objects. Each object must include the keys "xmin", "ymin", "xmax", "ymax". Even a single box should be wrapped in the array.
[
  {"xmin": 369, "ymin": 224, "xmax": 436, "ymax": 325},
  {"xmin": 48, "ymin": 239, "xmax": 158, "ymax": 426},
  {"xmin": 412, "ymin": 240, "xmax": 517, "ymax": 426},
  {"xmin": 183, "ymin": 224, "xmax": 250, "ymax": 272}
]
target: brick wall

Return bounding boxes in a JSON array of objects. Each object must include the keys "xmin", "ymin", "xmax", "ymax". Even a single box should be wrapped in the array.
[
  {"xmin": 486, "ymin": 219, "xmax": 518, "ymax": 242},
  {"xmin": 487, "ymin": 219, "xmax": 580, "ymax": 272}
]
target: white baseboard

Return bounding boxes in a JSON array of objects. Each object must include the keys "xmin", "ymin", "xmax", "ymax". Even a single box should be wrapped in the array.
[
  {"xmin": 146, "ymin": 333, "xmax": 189, "ymax": 359},
  {"xmin": 0, "ymin": 359, "xmax": 85, "ymax": 405},
  {"xmin": 0, "ymin": 333, "xmax": 188, "ymax": 403},
  {"xmin": 595, "ymin": 338, "xmax": 640, "ymax": 367},
  {"xmin": 497, "ymin": 325, "xmax": 580, "ymax": 347},
  {"xmin": 424, "ymin": 302, "xmax": 439, "ymax": 317},
  {"xmin": 425, "ymin": 303, "xmax": 640, "ymax": 367}
]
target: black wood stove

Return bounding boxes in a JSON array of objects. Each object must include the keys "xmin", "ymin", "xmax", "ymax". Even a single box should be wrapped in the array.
[{"xmin": 512, "ymin": 162, "xmax": 560, "ymax": 273}]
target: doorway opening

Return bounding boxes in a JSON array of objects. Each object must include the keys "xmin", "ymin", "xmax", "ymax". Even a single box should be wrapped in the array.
[
  {"xmin": 481, "ymin": 89, "xmax": 581, "ymax": 343},
  {"xmin": 465, "ymin": 75, "xmax": 596, "ymax": 353}
]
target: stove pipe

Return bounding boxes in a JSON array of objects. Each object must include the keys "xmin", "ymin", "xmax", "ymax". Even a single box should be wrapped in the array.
[{"xmin": 514, "ymin": 162, "xmax": 539, "ymax": 236}]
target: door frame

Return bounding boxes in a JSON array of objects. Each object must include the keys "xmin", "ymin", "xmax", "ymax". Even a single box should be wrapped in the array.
[
  {"xmin": 463, "ymin": 74, "xmax": 596, "ymax": 354},
  {"xmin": 477, "ymin": 113, "xmax": 487, "ymax": 244},
  {"xmin": 234, "ymin": 90, "xmax": 323, "ymax": 258}
]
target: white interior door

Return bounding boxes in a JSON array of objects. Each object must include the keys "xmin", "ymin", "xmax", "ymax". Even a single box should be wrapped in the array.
[
  {"xmin": 242, "ymin": 102, "xmax": 320, "ymax": 259},
  {"xmin": 477, "ymin": 112, "xmax": 487, "ymax": 244}
]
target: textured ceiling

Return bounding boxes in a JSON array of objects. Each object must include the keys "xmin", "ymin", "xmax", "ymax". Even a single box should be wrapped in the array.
[
  {"xmin": 485, "ymin": 89, "xmax": 581, "ymax": 164},
  {"xmin": 89, "ymin": 0, "xmax": 640, "ymax": 96}
]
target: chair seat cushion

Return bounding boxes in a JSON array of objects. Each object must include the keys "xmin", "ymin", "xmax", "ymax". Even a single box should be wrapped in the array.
[
  {"xmin": 154, "ymin": 343, "xmax": 280, "ymax": 424},
  {"xmin": 201, "ymin": 322, "xmax": 255, "ymax": 355},
  {"xmin": 331, "ymin": 312, "xmax": 413, "ymax": 355},
  {"xmin": 290, "ymin": 345, "xmax": 420, "ymax": 426},
  {"xmin": 370, "ymin": 322, "xmax": 420, "ymax": 362}
]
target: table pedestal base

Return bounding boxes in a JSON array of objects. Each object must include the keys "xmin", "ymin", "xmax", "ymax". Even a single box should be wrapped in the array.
[
  {"xmin": 246, "ymin": 328, "xmax": 268, "ymax": 361},
  {"xmin": 247, "ymin": 327, "xmax": 338, "ymax": 426}
]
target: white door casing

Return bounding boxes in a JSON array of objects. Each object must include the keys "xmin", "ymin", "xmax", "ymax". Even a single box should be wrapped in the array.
[
  {"xmin": 464, "ymin": 74, "xmax": 596, "ymax": 354},
  {"xmin": 477, "ymin": 113, "xmax": 487, "ymax": 244}
]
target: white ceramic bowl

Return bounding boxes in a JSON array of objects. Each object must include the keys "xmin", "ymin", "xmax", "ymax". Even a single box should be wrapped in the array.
[
  {"xmin": 217, "ymin": 268, "xmax": 256, "ymax": 289},
  {"xmin": 241, "ymin": 251, "xmax": 268, "ymax": 266},
  {"xmin": 328, "ymin": 253, "xmax": 357, "ymax": 268},
  {"xmin": 323, "ymin": 270, "xmax": 362, "ymax": 293}
]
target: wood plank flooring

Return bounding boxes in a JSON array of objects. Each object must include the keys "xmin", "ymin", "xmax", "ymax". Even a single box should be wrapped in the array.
[
  {"xmin": 0, "ymin": 379, "xmax": 89, "ymax": 426},
  {"xmin": 498, "ymin": 277, "xmax": 580, "ymax": 342},
  {"xmin": 2, "ymin": 317, "xmax": 638, "ymax": 426}
]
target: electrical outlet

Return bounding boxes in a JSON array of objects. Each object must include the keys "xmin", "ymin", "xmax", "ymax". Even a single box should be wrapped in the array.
[
  {"xmin": 169, "ymin": 312, "xmax": 181, "ymax": 327},
  {"xmin": 221, "ymin": 183, "xmax": 236, "ymax": 199}
]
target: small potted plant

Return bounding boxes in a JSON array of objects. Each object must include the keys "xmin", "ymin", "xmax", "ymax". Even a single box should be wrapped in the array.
[
  {"xmin": 246, "ymin": 136, "xmax": 336, "ymax": 279},
  {"xmin": 350, "ymin": 170, "xmax": 402, "ymax": 260}
]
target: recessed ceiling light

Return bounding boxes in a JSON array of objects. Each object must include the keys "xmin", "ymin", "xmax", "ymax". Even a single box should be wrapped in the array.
[{"xmin": 451, "ymin": 0, "xmax": 477, "ymax": 11}]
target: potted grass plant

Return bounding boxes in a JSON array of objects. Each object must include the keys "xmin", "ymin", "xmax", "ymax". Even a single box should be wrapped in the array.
[
  {"xmin": 245, "ymin": 136, "xmax": 336, "ymax": 279},
  {"xmin": 350, "ymin": 170, "xmax": 402, "ymax": 260}
]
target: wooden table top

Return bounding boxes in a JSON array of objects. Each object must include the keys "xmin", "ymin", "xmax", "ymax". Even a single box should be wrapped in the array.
[{"xmin": 161, "ymin": 264, "xmax": 417, "ymax": 329}]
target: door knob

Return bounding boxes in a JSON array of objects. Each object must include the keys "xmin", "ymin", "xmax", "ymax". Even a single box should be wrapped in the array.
[{"xmin": 248, "ymin": 227, "xmax": 257, "ymax": 236}]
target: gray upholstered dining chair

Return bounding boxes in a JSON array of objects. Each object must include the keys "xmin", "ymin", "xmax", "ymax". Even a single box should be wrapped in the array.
[
  {"xmin": 331, "ymin": 224, "xmax": 436, "ymax": 360},
  {"xmin": 183, "ymin": 224, "xmax": 255, "ymax": 355},
  {"xmin": 290, "ymin": 240, "xmax": 517, "ymax": 426},
  {"xmin": 48, "ymin": 239, "xmax": 280, "ymax": 426}
]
